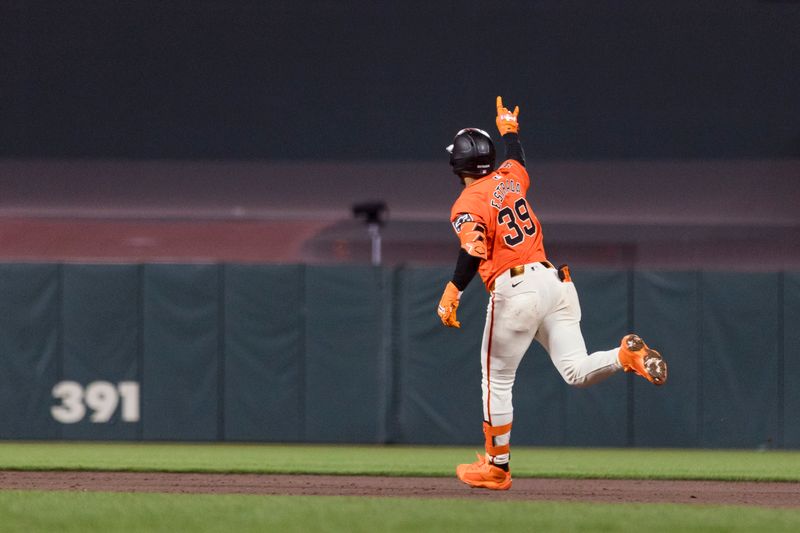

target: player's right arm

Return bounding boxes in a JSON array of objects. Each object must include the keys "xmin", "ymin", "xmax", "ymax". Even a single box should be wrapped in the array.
[
  {"xmin": 437, "ymin": 248, "xmax": 481, "ymax": 328},
  {"xmin": 437, "ymin": 211, "xmax": 487, "ymax": 328},
  {"xmin": 496, "ymin": 96, "xmax": 525, "ymax": 167}
]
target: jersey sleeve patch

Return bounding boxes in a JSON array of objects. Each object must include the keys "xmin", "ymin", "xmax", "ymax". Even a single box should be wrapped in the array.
[{"xmin": 452, "ymin": 213, "xmax": 474, "ymax": 233}]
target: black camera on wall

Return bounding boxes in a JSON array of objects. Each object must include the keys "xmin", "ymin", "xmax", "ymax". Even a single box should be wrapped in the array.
[{"xmin": 352, "ymin": 201, "xmax": 387, "ymax": 226}]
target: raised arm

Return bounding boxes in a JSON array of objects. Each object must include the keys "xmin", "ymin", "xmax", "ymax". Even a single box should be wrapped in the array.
[{"xmin": 496, "ymin": 96, "xmax": 525, "ymax": 167}]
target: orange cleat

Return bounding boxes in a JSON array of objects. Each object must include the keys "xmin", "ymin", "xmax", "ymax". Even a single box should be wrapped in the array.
[
  {"xmin": 618, "ymin": 334, "xmax": 668, "ymax": 386},
  {"xmin": 456, "ymin": 453, "xmax": 512, "ymax": 490}
]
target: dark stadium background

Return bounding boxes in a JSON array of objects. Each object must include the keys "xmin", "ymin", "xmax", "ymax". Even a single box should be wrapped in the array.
[
  {"xmin": 1, "ymin": 0, "xmax": 797, "ymax": 268},
  {"xmin": 1, "ymin": 1, "xmax": 799, "ymax": 449}
]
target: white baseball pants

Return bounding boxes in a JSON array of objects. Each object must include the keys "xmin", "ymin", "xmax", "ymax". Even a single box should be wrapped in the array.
[{"xmin": 480, "ymin": 262, "xmax": 622, "ymax": 464}]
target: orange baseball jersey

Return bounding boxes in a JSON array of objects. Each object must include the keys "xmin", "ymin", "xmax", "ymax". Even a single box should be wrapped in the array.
[{"xmin": 450, "ymin": 159, "xmax": 547, "ymax": 289}]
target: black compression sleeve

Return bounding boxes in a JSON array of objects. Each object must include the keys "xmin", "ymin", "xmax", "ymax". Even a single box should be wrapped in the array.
[
  {"xmin": 451, "ymin": 248, "xmax": 481, "ymax": 291},
  {"xmin": 502, "ymin": 132, "xmax": 525, "ymax": 167}
]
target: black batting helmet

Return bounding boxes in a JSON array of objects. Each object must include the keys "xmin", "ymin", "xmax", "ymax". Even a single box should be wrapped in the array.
[{"xmin": 446, "ymin": 128, "xmax": 496, "ymax": 178}]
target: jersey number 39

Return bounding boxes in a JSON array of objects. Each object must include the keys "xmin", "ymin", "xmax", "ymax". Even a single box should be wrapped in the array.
[{"xmin": 498, "ymin": 198, "xmax": 536, "ymax": 246}]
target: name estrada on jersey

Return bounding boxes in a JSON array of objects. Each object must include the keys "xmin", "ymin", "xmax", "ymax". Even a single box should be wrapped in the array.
[{"xmin": 450, "ymin": 158, "xmax": 546, "ymax": 290}]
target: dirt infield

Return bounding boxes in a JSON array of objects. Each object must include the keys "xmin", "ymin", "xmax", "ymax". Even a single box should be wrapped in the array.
[{"xmin": 1, "ymin": 471, "xmax": 799, "ymax": 507}]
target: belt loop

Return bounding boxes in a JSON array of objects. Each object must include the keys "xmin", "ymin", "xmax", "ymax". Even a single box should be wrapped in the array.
[{"xmin": 558, "ymin": 264, "xmax": 572, "ymax": 282}]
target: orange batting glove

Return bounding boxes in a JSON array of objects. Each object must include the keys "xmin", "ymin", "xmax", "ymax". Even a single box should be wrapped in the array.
[
  {"xmin": 437, "ymin": 281, "xmax": 462, "ymax": 328},
  {"xmin": 496, "ymin": 96, "xmax": 520, "ymax": 135}
]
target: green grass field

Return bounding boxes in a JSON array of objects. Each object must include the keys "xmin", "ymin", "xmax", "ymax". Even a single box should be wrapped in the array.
[
  {"xmin": 1, "ymin": 442, "xmax": 799, "ymax": 532},
  {"xmin": 1, "ymin": 441, "xmax": 799, "ymax": 481},
  {"xmin": 3, "ymin": 492, "xmax": 800, "ymax": 533}
]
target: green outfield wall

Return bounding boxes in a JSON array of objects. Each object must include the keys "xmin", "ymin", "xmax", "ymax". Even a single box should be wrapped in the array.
[{"xmin": 0, "ymin": 263, "xmax": 797, "ymax": 448}]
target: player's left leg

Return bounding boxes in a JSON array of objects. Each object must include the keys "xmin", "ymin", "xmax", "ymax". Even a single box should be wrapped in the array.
[
  {"xmin": 536, "ymin": 278, "xmax": 667, "ymax": 387},
  {"xmin": 535, "ymin": 280, "xmax": 622, "ymax": 387}
]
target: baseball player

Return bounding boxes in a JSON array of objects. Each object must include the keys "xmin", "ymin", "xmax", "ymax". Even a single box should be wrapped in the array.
[{"xmin": 437, "ymin": 97, "xmax": 668, "ymax": 491}]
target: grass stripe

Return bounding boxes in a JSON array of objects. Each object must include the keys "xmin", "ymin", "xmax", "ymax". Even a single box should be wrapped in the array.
[
  {"xmin": 1, "ymin": 491, "xmax": 800, "ymax": 533},
  {"xmin": 0, "ymin": 442, "xmax": 798, "ymax": 481}
]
